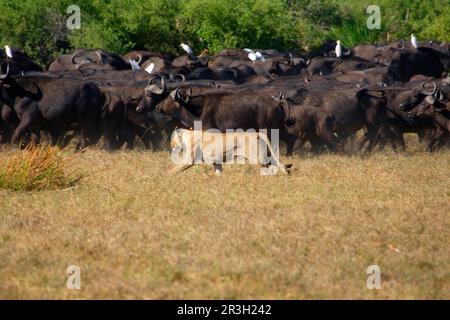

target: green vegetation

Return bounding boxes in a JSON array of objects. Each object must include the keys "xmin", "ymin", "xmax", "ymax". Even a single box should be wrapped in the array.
[{"xmin": 0, "ymin": 0, "xmax": 449, "ymax": 66}]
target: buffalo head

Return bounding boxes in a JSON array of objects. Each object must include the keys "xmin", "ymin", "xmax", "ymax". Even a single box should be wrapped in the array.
[
  {"xmin": 137, "ymin": 76, "xmax": 168, "ymax": 113},
  {"xmin": 155, "ymin": 87, "xmax": 194, "ymax": 128},
  {"xmin": 271, "ymin": 91, "xmax": 295, "ymax": 127},
  {"xmin": 399, "ymin": 82, "xmax": 444, "ymax": 111},
  {"xmin": 406, "ymin": 103, "xmax": 434, "ymax": 120}
]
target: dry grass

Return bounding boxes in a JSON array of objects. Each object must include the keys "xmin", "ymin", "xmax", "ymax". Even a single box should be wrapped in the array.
[
  {"xmin": 0, "ymin": 139, "xmax": 449, "ymax": 299},
  {"xmin": 0, "ymin": 146, "xmax": 80, "ymax": 191}
]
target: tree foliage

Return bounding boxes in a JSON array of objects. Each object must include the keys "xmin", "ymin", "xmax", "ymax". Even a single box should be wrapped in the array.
[{"xmin": 0, "ymin": 0, "xmax": 448, "ymax": 66}]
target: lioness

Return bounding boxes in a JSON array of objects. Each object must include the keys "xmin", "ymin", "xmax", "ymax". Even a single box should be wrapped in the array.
[{"xmin": 169, "ymin": 128, "xmax": 292, "ymax": 175}]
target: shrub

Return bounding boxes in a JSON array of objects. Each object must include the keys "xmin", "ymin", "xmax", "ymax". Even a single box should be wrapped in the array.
[
  {"xmin": 0, "ymin": 0, "xmax": 449, "ymax": 65},
  {"xmin": 0, "ymin": 146, "xmax": 81, "ymax": 191}
]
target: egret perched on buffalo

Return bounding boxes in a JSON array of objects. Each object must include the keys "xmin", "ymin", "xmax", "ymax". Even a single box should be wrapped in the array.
[
  {"xmin": 129, "ymin": 59, "xmax": 140, "ymax": 70},
  {"xmin": 4, "ymin": 45, "xmax": 13, "ymax": 58},
  {"xmin": 246, "ymin": 49, "xmax": 265, "ymax": 63},
  {"xmin": 180, "ymin": 43, "xmax": 193, "ymax": 55},
  {"xmin": 411, "ymin": 34, "xmax": 418, "ymax": 50},
  {"xmin": 335, "ymin": 40, "xmax": 342, "ymax": 58}
]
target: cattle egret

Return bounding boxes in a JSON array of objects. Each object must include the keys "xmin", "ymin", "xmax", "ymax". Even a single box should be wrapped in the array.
[
  {"xmin": 180, "ymin": 43, "xmax": 193, "ymax": 55},
  {"xmin": 243, "ymin": 48, "xmax": 253, "ymax": 53},
  {"xmin": 129, "ymin": 59, "xmax": 141, "ymax": 70},
  {"xmin": 255, "ymin": 51, "xmax": 265, "ymax": 61},
  {"xmin": 248, "ymin": 51, "xmax": 257, "ymax": 62},
  {"xmin": 5, "ymin": 45, "xmax": 13, "ymax": 58},
  {"xmin": 411, "ymin": 34, "xmax": 418, "ymax": 49},
  {"xmin": 145, "ymin": 63, "xmax": 155, "ymax": 74},
  {"xmin": 335, "ymin": 40, "xmax": 342, "ymax": 58}
]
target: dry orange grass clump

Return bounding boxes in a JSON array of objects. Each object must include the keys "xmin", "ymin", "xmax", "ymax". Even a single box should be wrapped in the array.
[{"xmin": 0, "ymin": 146, "xmax": 81, "ymax": 191}]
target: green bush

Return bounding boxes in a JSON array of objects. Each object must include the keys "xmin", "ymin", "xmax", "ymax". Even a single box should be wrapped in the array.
[{"xmin": 0, "ymin": 0, "xmax": 448, "ymax": 67}]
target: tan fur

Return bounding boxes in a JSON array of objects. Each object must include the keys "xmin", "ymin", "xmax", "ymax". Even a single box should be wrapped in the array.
[{"xmin": 170, "ymin": 129, "xmax": 290, "ymax": 174}]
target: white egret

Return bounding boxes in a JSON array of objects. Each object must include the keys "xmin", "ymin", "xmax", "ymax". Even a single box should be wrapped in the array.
[
  {"xmin": 5, "ymin": 45, "xmax": 13, "ymax": 58},
  {"xmin": 129, "ymin": 59, "xmax": 141, "ymax": 70},
  {"xmin": 180, "ymin": 43, "xmax": 193, "ymax": 55},
  {"xmin": 411, "ymin": 34, "xmax": 418, "ymax": 50},
  {"xmin": 248, "ymin": 51, "xmax": 257, "ymax": 62},
  {"xmin": 254, "ymin": 51, "xmax": 265, "ymax": 61},
  {"xmin": 335, "ymin": 40, "xmax": 342, "ymax": 58}
]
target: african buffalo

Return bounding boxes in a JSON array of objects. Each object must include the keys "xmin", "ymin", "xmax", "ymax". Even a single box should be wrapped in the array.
[
  {"xmin": 285, "ymin": 104, "xmax": 340, "ymax": 153},
  {"xmin": 386, "ymin": 47, "xmax": 450, "ymax": 84},
  {"xmin": 155, "ymin": 87, "xmax": 296, "ymax": 154},
  {"xmin": 0, "ymin": 70, "xmax": 104, "ymax": 148},
  {"xmin": 48, "ymin": 49, "xmax": 132, "ymax": 71}
]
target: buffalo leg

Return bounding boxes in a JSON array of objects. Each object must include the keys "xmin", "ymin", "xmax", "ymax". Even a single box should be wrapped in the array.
[
  {"xmin": 102, "ymin": 125, "xmax": 118, "ymax": 151},
  {"xmin": 11, "ymin": 115, "xmax": 34, "ymax": 146},
  {"xmin": 149, "ymin": 129, "xmax": 163, "ymax": 151},
  {"xmin": 280, "ymin": 131, "xmax": 297, "ymax": 156},
  {"xmin": 78, "ymin": 121, "xmax": 94, "ymax": 150}
]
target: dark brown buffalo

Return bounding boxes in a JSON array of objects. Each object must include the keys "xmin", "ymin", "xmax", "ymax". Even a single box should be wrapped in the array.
[
  {"xmin": 98, "ymin": 82, "xmax": 156, "ymax": 150},
  {"xmin": 352, "ymin": 42, "xmax": 407, "ymax": 65},
  {"xmin": 290, "ymin": 88, "xmax": 366, "ymax": 142},
  {"xmin": 407, "ymin": 103, "xmax": 450, "ymax": 151},
  {"xmin": 141, "ymin": 57, "xmax": 172, "ymax": 74},
  {"xmin": 0, "ymin": 71, "xmax": 104, "ymax": 148},
  {"xmin": 48, "ymin": 49, "xmax": 131, "ymax": 71},
  {"xmin": 155, "ymin": 87, "xmax": 296, "ymax": 154},
  {"xmin": 123, "ymin": 50, "xmax": 176, "ymax": 66},
  {"xmin": 0, "ymin": 48, "xmax": 42, "ymax": 75},
  {"xmin": 386, "ymin": 47, "xmax": 450, "ymax": 84},
  {"xmin": 286, "ymin": 105, "xmax": 340, "ymax": 153},
  {"xmin": 356, "ymin": 86, "xmax": 436, "ymax": 152},
  {"xmin": 400, "ymin": 82, "xmax": 450, "ymax": 112}
]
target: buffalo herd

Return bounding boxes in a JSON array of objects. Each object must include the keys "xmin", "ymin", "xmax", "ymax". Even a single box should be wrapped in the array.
[{"xmin": 0, "ymin": 39, "xmax": 449, "ymax": 155}]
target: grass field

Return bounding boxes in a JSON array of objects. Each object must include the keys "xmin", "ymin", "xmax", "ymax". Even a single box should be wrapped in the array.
[{"xmin": 0, "ymin": 139, "xmax": 449, "ymax": 299}]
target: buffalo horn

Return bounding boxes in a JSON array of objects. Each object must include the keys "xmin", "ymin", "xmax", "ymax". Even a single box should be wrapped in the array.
[
  {"xmin": 0, "ymin": 63, "xmax": 10, "ymax": 79},
  {"xmin": 421, "ymin": 82, "xmax": 437, "ymax": 95}
]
